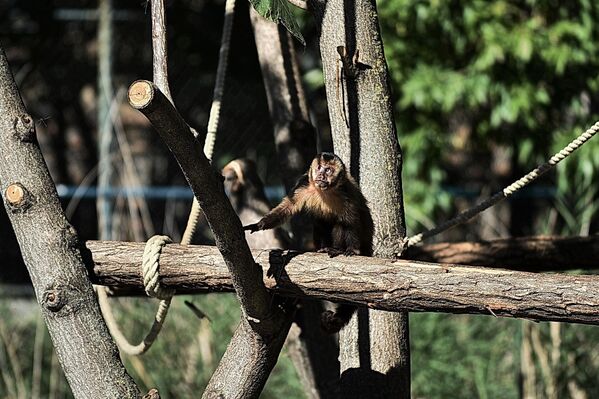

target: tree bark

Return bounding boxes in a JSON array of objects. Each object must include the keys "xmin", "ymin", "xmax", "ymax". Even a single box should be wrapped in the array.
[
  {"xmin": 0, "ymin": 48, "xmax": 140, "ymax": 398},
  {"xmin": 406, "ymin": 235, "xmax": 599, "ymax": 271},
  {"xmin": 202, "ymin": 318, "xmax": 292, "ymax": 398},
  {"xmin": 250, "ymin": 9, "xmax": 339, "ymax": 399},
  {"xmin": 309, "ymin": 0, "xmax": 410, "ymax": 395},
  {"xmin": 250, "ymin": 9, "xmax": 316, "ymax": 190},
  {"xmin": 84, "ymin": 241, "xmax": 599, "ymax": 326},
  {"xmin": 127, "ymin": 80, "xmax": 293, "ymax": 398}
]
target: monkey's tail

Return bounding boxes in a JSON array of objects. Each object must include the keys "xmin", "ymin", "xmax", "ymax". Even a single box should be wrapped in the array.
[{"xmin": 321, "ymin": 304, "xmax": 356, "ymax": 334}]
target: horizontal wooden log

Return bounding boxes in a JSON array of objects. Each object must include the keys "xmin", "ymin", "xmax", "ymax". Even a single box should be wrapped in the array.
[
  {"xmin": 406, "ymin": 235, "xmax": 599, "ymax": 271},
  {"xmin": 84, "ymin": 240, "xmax": 599, "ymax": 326}
]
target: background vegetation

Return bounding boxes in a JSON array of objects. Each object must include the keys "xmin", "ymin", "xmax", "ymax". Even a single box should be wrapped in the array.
[{"xmin": 2, "ymin": 0, "xmax": 599, "ymax": 397}]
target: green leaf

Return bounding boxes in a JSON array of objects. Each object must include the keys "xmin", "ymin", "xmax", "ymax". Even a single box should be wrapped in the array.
[{"xmin": 249, "ymin": 0, "xmax": 305, "ymax": 45}]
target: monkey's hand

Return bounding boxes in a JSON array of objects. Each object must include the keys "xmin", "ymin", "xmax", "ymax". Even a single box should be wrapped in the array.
[
  {"xmin": 243, "ymin": 220, "xmax": 264, "ymax": 233},
  {"xmin": 343, "ymin": 248, "xmax": 358, "ymax": 257}
]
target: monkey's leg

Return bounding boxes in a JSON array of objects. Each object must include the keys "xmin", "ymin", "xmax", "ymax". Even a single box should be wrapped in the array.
[{"xmin": 332, "ymin": 224, "xmax": 361, "ymax": 256}]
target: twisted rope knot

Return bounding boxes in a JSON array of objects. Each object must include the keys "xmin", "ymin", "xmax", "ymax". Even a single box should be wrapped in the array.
[
  {"xmin": 142, "ymin": 235, "xmax": 175, "ymax": 299},
  {"xmin": 97, "ymin": 234, "xmax": 175, "ymax": 355}
]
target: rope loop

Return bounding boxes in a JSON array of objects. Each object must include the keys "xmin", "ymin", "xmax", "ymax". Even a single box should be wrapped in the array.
[
  {"xmin": 142, "ymin": 235, "xmax": 174, "ymax": 299},
  {"xmin": 97, "ymin": 234, "xmax": 175, "ymax": 355}
]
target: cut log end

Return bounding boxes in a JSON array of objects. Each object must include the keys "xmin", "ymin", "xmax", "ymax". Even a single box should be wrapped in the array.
[
  {"xmin": 5, "ymin": 183, "xmax": 27, "ymax": 207},
  {"xmin": 142, "ymin": 388, "xmax": 161, "ymax": 399},
  {"xmin": 128, "ymin": 80, "xmax": 154, "ymax": 109}
]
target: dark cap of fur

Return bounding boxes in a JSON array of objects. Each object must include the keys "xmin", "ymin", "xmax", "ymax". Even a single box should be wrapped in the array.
[{"xmin": 311, "ymin": 153, "xmax": 346, "ymax": 190}]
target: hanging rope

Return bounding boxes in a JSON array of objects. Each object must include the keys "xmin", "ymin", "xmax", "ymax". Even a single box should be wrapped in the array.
[
  {"xmin": 181, "ymin": 0, "xmax": 236, "ymax": 245},
  {"xmin": 97, "ymin": 235, "xmax": 173, "ymax": 355},
  {"xmin": 405, "ymin": 120, "xmax": 599, "ymax": 249},
  {"xmin": 97, "ymin": 0, "xmax": 236, "ymax": 355}
]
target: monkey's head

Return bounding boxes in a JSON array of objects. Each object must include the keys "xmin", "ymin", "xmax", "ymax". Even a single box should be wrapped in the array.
[
  {"xmin": 222, "ymin": 159, "xmax": 265, "ymax": 195},
  {"xmin": 310, "ymin": 153, "xmax": 346, "ymax": 191}
]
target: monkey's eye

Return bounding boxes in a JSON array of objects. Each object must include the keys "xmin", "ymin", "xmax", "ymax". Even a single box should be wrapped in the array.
[
  {"xmin": 224, "ymin": 173, "xmax": 236, "ymax": 181},
  {"xmin": 325, "ymin": 167, "xmax": 333, "ymax": 176}
]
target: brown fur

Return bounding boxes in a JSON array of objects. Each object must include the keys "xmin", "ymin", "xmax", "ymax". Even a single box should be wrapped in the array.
[{"xmin": 244, "ymin": 153, "xmax": 374, "ymax": 332}]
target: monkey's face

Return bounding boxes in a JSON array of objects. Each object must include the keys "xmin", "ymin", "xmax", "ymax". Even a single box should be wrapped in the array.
[
  {"xmin": 311, "ymin": 158, "xmax": 343, "ymax": 191},
  {"xmin": 222, "ymin": 161, "xmax": 245, "ymax": 194}
]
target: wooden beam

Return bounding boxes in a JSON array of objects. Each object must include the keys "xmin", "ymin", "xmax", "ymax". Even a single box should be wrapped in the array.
[
  {"xmin": 406, "ymin": 235, "xmax": 599, "ymax": 271},
  {"xmin": 85, "ymin": 240, "xmax": 599, "ymax": 326}
]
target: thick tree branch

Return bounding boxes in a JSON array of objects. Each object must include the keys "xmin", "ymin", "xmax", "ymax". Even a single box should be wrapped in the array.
[
  {"xmin": 250, "ymin": 10, "xmax": 339, "ymax": 399},
  {"xmin": 250, "ymin": 9, "xmax": 316, "ymax": 190},
  {"xmin": 407, "ymin": 235, "xmax": 599, "ymax": 271},
  {"xmin": 128, "ymin": 80, "xmax": 276, "ymax": 325},
  {"xmin": 0, "ymin": 48, "xmax": 140, "ymax": 397},
  {"xmin": 85, "ymin": 241, "xmax": 599, "ymax": 326},
  {"xmin": 310, "ymin": 0, "xmax": 410, "ymax": 395},
  {"xmin": 127, "ymin": 80, "xmax": 292, "ymax": 398}
]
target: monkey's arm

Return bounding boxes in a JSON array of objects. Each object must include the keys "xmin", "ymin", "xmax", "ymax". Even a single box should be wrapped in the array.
[
  {"xmin": 244, "ymin": 173, "xmax": 309, "ymax": 233},
  {"xmin": 244, "ymin": 197, "xmax": 296, "ymax": 233}
]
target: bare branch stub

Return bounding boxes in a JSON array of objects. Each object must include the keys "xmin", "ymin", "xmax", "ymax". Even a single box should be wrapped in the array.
[
  {"xmin": 128, "ymin": 81, "xmax": 154, "ymax": 108},
  {"xmin": 5, "ymin": 183, "xmax": 28, "ymax": 208},
  {"xmin": 143, "ymin": 388, "xmax": 161, "ymax": 399}
]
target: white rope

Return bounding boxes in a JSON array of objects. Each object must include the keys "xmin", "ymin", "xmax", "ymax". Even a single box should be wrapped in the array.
[
  {"xmin": 142, "ymin": 235, "xmax": 175, "ymax": 298},
  {"xmin": 98, "ymin": 235, "xmax": 174, "ymax": 355},
  {"xmin": 181, "ymin": 0, "xmax": 236, "ymax": 245},
  {"xmin": 405, "ymin": 120, "xmax": 599, "ymax": 249},
  {"xmin": 99, "ymin": 0, "xmax": 235, "ymax": 354}
]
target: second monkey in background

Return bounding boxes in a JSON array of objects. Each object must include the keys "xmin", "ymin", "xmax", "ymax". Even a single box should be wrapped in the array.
[{"xmin": 222, "ymin": 159, "xmax": 290, "ymax": 250}]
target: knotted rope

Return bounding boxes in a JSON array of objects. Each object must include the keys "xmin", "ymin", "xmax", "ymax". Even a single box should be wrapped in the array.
[
  {"xmin": 405, "ymin": 120, "xmax": 599, "ymax": 249},
  {"xmin": 98, "ymin": 0, "xmax": 236, "ymax": 354},
  {"xmin": 97, "ymin": 235, "xmax": 173, "ymax": 355}
]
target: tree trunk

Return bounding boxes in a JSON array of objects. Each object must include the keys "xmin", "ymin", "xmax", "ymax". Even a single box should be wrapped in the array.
[
  {"xmin": 202, "ymin": 318, "xmax": 292, "ymax": 398},
  {"xmin": 250, "ymin": 9, "xmax": 339, "ymax": 398},
  {"xmin": 85, "ymin": 241, "xmax": 599, "ymax": 326},
  {"xmin": 0, "ymin": 47, "xmax": 140, "ymax": 398},
  {"xmin": 520, "ymin": 322, "xmax": 537, "ymax": 399},
  {"xmin": 309, "ymin": 0, "xmax": 410, "ymax": 395}
]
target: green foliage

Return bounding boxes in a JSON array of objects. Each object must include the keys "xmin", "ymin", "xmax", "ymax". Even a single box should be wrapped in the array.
[
  {"xmin": 411, "ymin": 313, "xmax": 521, "ymax": 398},
  {"xmin": 378, "ymin": 0, "xmax": 599, "ymax": 231},
  {"xmin": 0, "ymin": 295, "xmax": 305, "ymax": 399},
  {"xmin": 249, "ymin": 0, "xmax": 305, "ymax": 45}
]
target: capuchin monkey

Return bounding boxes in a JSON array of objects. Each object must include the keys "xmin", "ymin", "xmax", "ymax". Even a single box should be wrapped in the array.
[
  {"xmin": 222, "ymin": 159, "xmax": 290, "ymax": 249},
  {"xmin": 244, "ymin": 153, "xmax": 374, "ymax": 333}
]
